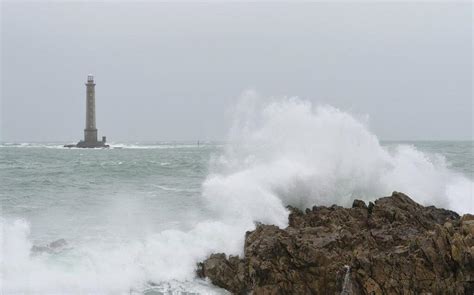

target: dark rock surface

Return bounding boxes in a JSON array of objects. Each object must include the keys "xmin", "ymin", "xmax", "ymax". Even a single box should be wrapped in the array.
[{"xmin": 197, "ymin": 192, "xmax": 474, "ymax": 294}]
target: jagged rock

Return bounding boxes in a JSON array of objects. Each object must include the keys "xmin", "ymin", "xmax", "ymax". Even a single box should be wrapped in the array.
[
  {"xmin": 196, "ymin": 253, "xmax": 248, "ymax": 294},
  {"xmin": 352, "ymin": 199, "xmax": 367, "ymax": 209},
  {"xmin": 197, "ymin": 192, "xmax": 474, "ymax": 294}
]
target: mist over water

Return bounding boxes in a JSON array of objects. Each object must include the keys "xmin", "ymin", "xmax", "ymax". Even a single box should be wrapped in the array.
[{"xmin": 1, "ymin": 94, "xmax": 472, "ymax": 294}]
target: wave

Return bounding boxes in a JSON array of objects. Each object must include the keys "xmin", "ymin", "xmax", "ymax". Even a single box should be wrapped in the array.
[
  {"xmin": 1, "ymin": 92, "xmax": 472, "ymax": 294},
  {"xmin": 0, "ymin": 217, "xmax": 236, "ymax": 294},
  {"xmin": 0, "ymin": 143, "xmax": 66, "ymax": 149},
  {"xmin": 203, "ymin": 92, "xmax": 472, "ymax": 226},
  {"xmin": 152, "ymin": 184, "xmax": 200, "ymax": 193},
  {"xmin": 0, "ymin": 143, "xmax": 214, "ymax": 150},
  {"xmin": 110, "ymin": 143, "xmax": 204, "ymax": 149}
]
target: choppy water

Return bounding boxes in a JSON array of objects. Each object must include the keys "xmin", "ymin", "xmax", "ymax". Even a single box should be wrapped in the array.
[
  {"xmin": 1, "ymin": 97, "xmax": 473, "ymax": 294},
  {"xmin": 1, "ymin": 143, "xmax": 229, "ymax": 294},
  {"xmin": 1, "ymin": 143, "xmax": 219, "ymax": 245}
]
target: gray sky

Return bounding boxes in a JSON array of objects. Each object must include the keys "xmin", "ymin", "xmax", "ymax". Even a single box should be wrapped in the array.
[{"xmin": 1, "ymin": 2, "xmax": 472, "ymax": 142}]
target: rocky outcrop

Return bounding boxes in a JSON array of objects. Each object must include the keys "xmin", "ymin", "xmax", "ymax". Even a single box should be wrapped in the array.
[{"xmin": 197, "ymin": 192, "xmax": 474, "ymax": 294}]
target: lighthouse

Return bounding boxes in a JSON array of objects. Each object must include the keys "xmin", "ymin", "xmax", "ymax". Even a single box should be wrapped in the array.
[
  {"xmin": 84, "ymin": 74, "xmax": 98, "ymax": 143},
  {"xmin": 65, "ymin": 74, "xmax": 109, "ymax": 148}
]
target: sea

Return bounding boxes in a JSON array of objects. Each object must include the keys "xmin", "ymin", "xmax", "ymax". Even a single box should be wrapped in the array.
[{"xmin": 1, "ymin": 98, "xmax": 473, "ymax": 294}]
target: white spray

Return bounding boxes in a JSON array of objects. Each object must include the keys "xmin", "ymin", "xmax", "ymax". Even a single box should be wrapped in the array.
[{"xmin": 1, "ymin": 92, "xmax": 472, "ymax": 294}]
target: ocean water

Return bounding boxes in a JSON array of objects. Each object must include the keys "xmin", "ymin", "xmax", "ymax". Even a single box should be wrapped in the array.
[{"xmin": 1, "ymin": 96, "xmax": 473, "ymax": 294}]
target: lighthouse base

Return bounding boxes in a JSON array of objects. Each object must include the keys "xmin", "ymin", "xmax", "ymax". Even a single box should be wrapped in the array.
[{"xmin": 64, "ymin": 140, "xmax": 109, "ymax": 148}]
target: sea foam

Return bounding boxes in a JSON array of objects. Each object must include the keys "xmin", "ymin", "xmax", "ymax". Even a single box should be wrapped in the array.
[
  {"xmin": 204, "ymin": 92, "xmax": 472, "ymax": 225},
  {"xmin": 1, "ymin": 92, "xmax": 472, "ymax": 294}
]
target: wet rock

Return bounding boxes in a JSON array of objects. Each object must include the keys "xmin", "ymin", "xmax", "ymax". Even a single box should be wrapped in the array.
[
  {"xmin": 31, "ymin": 239, "xmax": 68, "ymax": 254},
  {"xmin": 49, "ymin": 238, "xmax": 67, "ymax": 249},
  {"xmin": 197, "ymin": 253, "xmax": 248, "ymax": 294},
  {"xmin": 352, "ymin": 199, "xmax": 367, "ymax": 209},
  {"xmin": 198, "ymin": 192, "xmax": 474, "ymax": 294}
]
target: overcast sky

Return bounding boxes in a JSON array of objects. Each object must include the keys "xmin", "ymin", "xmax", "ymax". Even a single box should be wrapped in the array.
[{"xmin": 1, "ymin": 2, "xmax": 472, "ymax": 142}]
